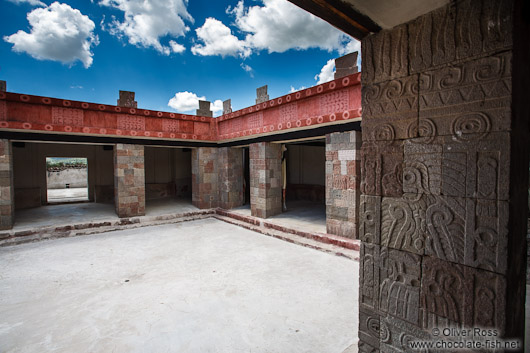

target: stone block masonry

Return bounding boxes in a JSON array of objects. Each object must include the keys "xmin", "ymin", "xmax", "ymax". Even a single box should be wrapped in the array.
[
  {"xmin": 358, "ymin": 0, "xmax": 527, "ymax": 351},
  {"xmin": 326, "ymin": 131, "xmax": 361, "ymax": 239},
  {"xmin": 192, "ymin": 147, "xmax": 219, "ymax": 209},
  {"xmin": 249, "ymin": 142, "xmax": 282, "ymax": 218},
  {"xmin": 218, "ymin": 147, "xmax": 244, "ymax": 209},
  {"xmin": 0, "ymin": 139, "xmax": 14, "ymax": 229},
  {"xmin": 114, "ymin": 144, "xmax": 145, "ymax": 217}
]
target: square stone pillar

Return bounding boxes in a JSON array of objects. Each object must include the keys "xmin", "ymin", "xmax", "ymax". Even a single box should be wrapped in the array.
[
  {"xmin": 325, "ymin": 131, "xmax": 361, "ymax": 238},
  {"xmin": 191, "ymin": 147, "xmax": 218, "ymax": 209},
  {"xmin": 358, "ymin": 0, "xmax": 526, "ymax": 351},
  {"xmin": 114, "ymin": 144, "xmax": 145, "ymax": 217},
  {"xmin": 0, "ymin": 140, "xmax": 14, "ymax": 229},
  {"xmin": 249, "ymin": 142, "xmax": 282, "ymax": 218},
  {"xmin": 218, "ymin": 147, "xmax": 244, "ymax": 209}
]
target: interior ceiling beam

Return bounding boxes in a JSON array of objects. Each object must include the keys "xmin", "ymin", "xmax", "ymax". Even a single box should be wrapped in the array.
[{"xmin": 287, "ymin": 0, "xmax": 381, "ymax": 40}]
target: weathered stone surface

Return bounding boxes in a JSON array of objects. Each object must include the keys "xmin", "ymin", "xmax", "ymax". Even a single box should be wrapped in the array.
[
  {"xmin": 218, "ymin": 147, "xmax": 244, "ymax": 209},
  {"xmin": 380, "ymin": 316, "xmax": 432, "ymax": 353},
  {"xmin": 421, "ymin": 256, "xmax": 506, "ymax": 331},
  {"xmin": 359, "ymin": 195, "xmax": 381, "ymax": 244},
  {"xmin": 0, "ymin": 81, "xmax": 6, "ymax": 92},
  {"xmin": 379, "ymin": 247, "xmax": 421, "ymax": 325},
  {"xmin": 192, "ymin": 147, "xmax": 218, "ymax": 209},
  {"xmin": 359, "ymin": 307, "xmax": 380, "ymax": 349},
  {"xmin": 362, "ymin": 75, "xmax": 419, "ymax": 142},
  {"xmin": 441, "ymin": 132, "xmax": 510, "ymax": 201},
  {"xmin": 455, "ymin": 0, "xmax": 513, "ymax": 60},
  {"xmin": 358, "ymin": 340, "xmax": 379, "ymax": 353},
  {"xmin": 360, "ymin": 140, "xmax": 403, "ymax": 197},
  {"xmin": 114, "ymin": 144, "xmax": 145, "ymax": 217},
  {"xmin": 381, "ymin": 194, "xmax": 433, "ymax": 255},
  {"xmin": 408, "ymin": 3, "xmax": 456, "ymax": 73},
  {"xmin": 360, "ymin": 243, "xmax": 380, "ymax": 312},
  {"xmin": 196, "ymin": 100, "xmax": 213, "ymax": 117},
  {"xmin": 255, "ymin": 85, "xmax": 269, "ymax": 104},
  {"xmin": 249, "ymin": 142, "xmax": 281, "ymax": 218},
  {"xmin": 403, "ymin": 138, "xmax": 442, "ymax": 195},
  {"xmin": 326, "ymin": 131, "xmax": 361, "ymax": 238},
  {"xmin": 361, "ymin": 24, "xmax": 408, "ymax": 85},
  {"xmin": 0, "ymin": 140, "xmax": 14, "ymax": 230},
  {"xmin": 222, "ymin": 99, "xmax": 232, "ymax": 115},
  {"xmin": 335, "ymin": 52, "xmax": 359, "ymax": 79},
  {"xmin": 117, "ymin": 90, "xmax": 137, "ymax": 108}
]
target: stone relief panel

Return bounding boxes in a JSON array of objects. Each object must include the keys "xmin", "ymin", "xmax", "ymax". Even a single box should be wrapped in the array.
[
  {"xmin": 379, "ymin": 247, "xmax": 421, "ymax": 325},
  {"xmin": 441, "ymin": 132, "xmax": 510, "ymax": 201},
  {"xmin": 360, "ymin": 140, "xmax": 403, "ymax": 197},
  {"xmin": 279, "ymin": 103, "xmax": 298, "ymax": 124},
  {"xmin": 403, "ymin": 138, "xmax": 442, "ymax": 195},
  {"xmin": 162, "ymin": 119, "xmax": 179, "ymax": 132},
  {"xmin": 359, "ymin": 195, "xmax": 381, "ymax": 244},
  {"xmin": 117, "ymin": 114, "xmax": 145, "ymax": 131},
  {"xmin": 360, "ymin": 243, "xmax": 380, "ymax": 312},
  {"xmin": 361, "ymin": 24, "xmax": 408, "ymax": 85},
  {"xmin": 455, "ymin": 0, "xmax": 513, "ymax": 60},
  {"xmin": 358, "ymin": 341, "xmax": 379, "ymax": 353},
  {"xmin": 362, "ymin": 75, "xmax": 419, "ymax": 142},
  {"xmin": 380, "ymin": 316, "xmax": 432, "ymax": 353},
  {"xmin": 421, "ymin": 256, "xmax": 506, "ymax": 331},
  {"xmin": 419, "ymin": 52, "xmax": 512, "ymax": 139},
  {"xmin": 194, "ymin": 122, "xmax": 210, "ymax": 136},
  {"xmin": 359, "ymin": 308, "xmax": 380, "ymax": 349},
  {"xmin": 246, "ymin": 112, "xmax": 263, "ymax": 130},
  {"xmin": 408, "ymin": 3, "xmax": 456, "ymax": 73},
  {"xmin": 319, "ymin": 90, "xmax": 349, "ymax": 116},
  {"xmin": 51, "ymin": 107, "xmax": 84, "ymax": 126},
  {"xmin": 381, "ymin": 194, "xmax": 433, "ymax": 255}
]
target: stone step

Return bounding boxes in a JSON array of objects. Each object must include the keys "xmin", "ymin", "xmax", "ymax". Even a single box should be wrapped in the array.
[
  {"xmin": 0, "ymin": 210, "xmax": 215, "ymax": 247},
  {"xmin": 216, "ymin": 209, "xmax": 361, "ymax": 251},
  {"xmin": 214, "ymin": 214, "xmax": 360, "ymax": 261}
]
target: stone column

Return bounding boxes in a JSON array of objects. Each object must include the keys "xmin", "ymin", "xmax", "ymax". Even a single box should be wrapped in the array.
[
  {"xmin": 196, "ymin": 100, "xmax": 213, "ymax": 117},
  {"xmin": 334, "ymin": 52, "xmax": 359, "ymax": 79},
  {"xmin": 325, "ymin": 131, "xmax": 361, "ymax": 238},
  {"xmin": 249, "ymin": 142, "xmax": 282, "ymax": 218},
  {"xmin": 191, "ymin": 147, "xmax": 218, "ymax": 208},
  {"xmin": 218, "ymin": 147, "xmax": 244, "ymax": 209},
  {"xmin": 114, "ymin": 144, "xmax": 145, "ymax": 217},
  {"xmin": 0, "ymin": 140, "xmax": 14, "ymax": 229},
  {"xmin": 358, "ymin": 0, "xmax": 526, "ymax": 352},
  {"xmin": 255, "ymin": 85, "xmax": 269, "ymax": 104}
]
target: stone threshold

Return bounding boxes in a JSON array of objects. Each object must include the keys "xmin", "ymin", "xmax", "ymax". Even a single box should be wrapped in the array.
[{"xmin": 0, "ymin": 208, "xmax": 360, "ymax": 262}]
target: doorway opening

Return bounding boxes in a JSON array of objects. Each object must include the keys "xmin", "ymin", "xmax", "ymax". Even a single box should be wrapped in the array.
[{"xmin": 46, "ymin": 157, "xmax": 89, "ymax": 204}]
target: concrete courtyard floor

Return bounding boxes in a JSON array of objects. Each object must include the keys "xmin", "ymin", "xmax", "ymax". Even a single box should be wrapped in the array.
[
  {"xmin": 0, "ymin": 218, "xmax": 359, "ymax": 353},
  {"xmin": 232, "ymin": 200, "xmax": 327, "ymax": 234},
  {"xmin": 13, "ymin": 198, "xmax": 199, "ymax": 232}
]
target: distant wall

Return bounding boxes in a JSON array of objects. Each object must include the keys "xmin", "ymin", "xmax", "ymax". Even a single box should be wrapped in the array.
[
  {"xmin": 145, "ymin": 147, "xmax": 191, "ymax": 200},
  {"xmin": 47, "ymin": 168, "xmax": 88, "ymax": 189},
  {"xmin": 287, "ymin": 144, "xmax": 325, "ymax": 202}
]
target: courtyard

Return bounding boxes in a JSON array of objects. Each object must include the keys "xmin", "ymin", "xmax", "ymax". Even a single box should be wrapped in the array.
[{"xmin": 0, "ymin": 218, "xmax": 358, "ymax": 353}]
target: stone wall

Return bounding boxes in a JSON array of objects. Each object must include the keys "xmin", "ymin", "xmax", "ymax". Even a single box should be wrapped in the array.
[
  {"xmin": 114, "ymin": 144, "xmax": 145, "ymax": 217},
  {"xmin": 0, "ymin": 139, "xmax": 14, "ymax": 229},
  {"xmin": 191, "ymin": 148, "xmax": 219, "ymax": 209},
  {"xmin": 218, "ymin": 147, "xmax": 244, "ymax": 209},
  {"xmin": 358, "ymin": 0, "xmax": 525, "ymax": 351},
  {"xmin": 250, "ymin": 142, "xmax": 282, "ymax": 218},
  {"xmin": 326, "ymin": 131, "xmax": 361, "ymax": 238},
  {"xmin": 47, "ymin": 168, "xmax": 88, "ymax": 189}
]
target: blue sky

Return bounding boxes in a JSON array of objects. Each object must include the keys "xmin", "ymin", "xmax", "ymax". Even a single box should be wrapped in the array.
[{"xmin": 0, "ymin": 0, "xmax": 360, "ymax": 116}]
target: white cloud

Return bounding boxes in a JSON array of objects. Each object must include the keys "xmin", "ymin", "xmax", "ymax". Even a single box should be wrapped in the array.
[
  {"xmin": 230, "ymin": 0, "xmax": 354, "ymax": 54},
  {"xmin": 168, "ymin": 91, "xmax": 204, "ymax": 112},
  {"xmin": 339, "ymin": 38, "xmax": 361, "ymax": 56},
  {"xmin": 289, "ymin": 85, "xmax": 306, "ymax": 93},
  {"xmin": 99, "ymin": 0, "xmax": 192, "ymax": 55},
  {"xmin": 315, "ymin": 59, "xmax": 335, "ymax": 85},
  {"xmin": 168, "ymin": 92, "xmax": 223, "ymax": 116},
  {"xmin": 169, "ymin": 40, "xmax": 185, "ymax": 53},
  {"xmin": 211, "ymin": 100, "xmax": 223, "ymax": 114},
  {"xmin": 4, "ymin": 2, "xmax": 99, "ymax": 68},
  {"xmin": 7, "ymin": 0, "xmax": 46, "ymax": 6},
  {"xmin": 240, "ymin": 63, "xmax": 254, "ymax": 77},
  {"xmin": 191, "ymin": 17, "xmax": 250, "ymax": 58}
]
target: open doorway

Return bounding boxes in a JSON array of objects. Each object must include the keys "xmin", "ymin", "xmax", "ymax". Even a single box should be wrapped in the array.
[{"xmin": 46, "ymin": 157, "xmax": 88, "ymax": 204}]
